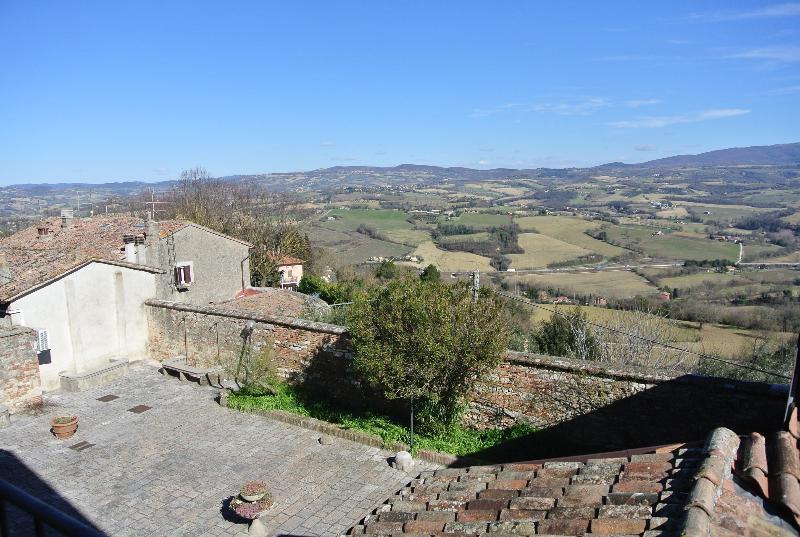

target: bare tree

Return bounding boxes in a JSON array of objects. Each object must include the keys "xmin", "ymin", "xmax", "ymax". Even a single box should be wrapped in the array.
[{"xmin": 163, "ymin": 167, "xmax": 312, "ymax": 287}]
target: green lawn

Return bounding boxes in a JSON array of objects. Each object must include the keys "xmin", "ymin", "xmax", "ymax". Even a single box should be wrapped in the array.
[
  {"xmin": 227, "ymin": 383, "xmax": 535, "ymax": 456},
  {"xmin": 442, "ymin": 212, "xmax": 513, "ymax": 229},
  {"xmin": 602, "ymin": 224, "xmax": 739, "ymax": 262}
]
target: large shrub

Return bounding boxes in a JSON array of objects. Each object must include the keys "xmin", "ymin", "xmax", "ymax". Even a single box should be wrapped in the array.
[{"xmin": 347, "ymin": 276, "xmax": 510, "ymax": 434}]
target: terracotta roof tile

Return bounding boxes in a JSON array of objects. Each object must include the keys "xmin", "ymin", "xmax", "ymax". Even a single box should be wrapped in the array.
[
  {"xmin": 349, "ymin": 445, "xmax": 699, "ymax": 536},
  {"xmin": 0, "ymin": 216, "xmax": 187, "ymax": 301},
  {"xmin": 217, "ymin": 288, "xmax": 330, "ymax": 317}
]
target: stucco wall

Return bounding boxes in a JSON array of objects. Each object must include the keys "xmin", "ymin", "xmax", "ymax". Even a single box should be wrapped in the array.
[
  {"xmin": 0, "ymin": 326, "xmax": 41, "ymax": 412},
  {"xmin": 9, "ymin": 262, "xmax": 157, "ymax": 390},
  {"xmin": 147, "ymin": 225, "xmax": 250, "ymax": 305},
  {"xmin": 278, "ymin": 263, "xmax": 303, "ymax": 286}
]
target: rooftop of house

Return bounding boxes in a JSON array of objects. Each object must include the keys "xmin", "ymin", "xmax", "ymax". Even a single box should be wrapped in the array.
[
  {"xmin": 349, "ymin": 421, "xmax": 800, "ymax": 536},
  {"xmin": 221, "ymin": 287, "xmax": 330, "ymax": 318},
  {"xmin": 0, "ymin": 215, "xmax": 187, "ymax": 302},
  {"xmin": 267, "ymin": 253, "xmax": 305, "ymax": 266}
]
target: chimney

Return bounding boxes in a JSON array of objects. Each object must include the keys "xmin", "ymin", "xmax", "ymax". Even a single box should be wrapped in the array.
[
  {"xmin": 123, "ymin": 235, "xmax": 137, "ymax": 263},
  {"xmin": 60, "ymin": 209, "xmax": 74, "ymax": 229},
  {"xmin": 143, "ymin": 214, "xmax": 161, "ymax": 266}
]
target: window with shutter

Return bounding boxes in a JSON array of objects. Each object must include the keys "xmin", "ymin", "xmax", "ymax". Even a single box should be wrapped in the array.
[{"xmin": 174, "ymin": 262, "xmax": 194, "ymax": 286}]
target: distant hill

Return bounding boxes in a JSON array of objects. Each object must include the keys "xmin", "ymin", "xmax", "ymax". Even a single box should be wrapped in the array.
[{"xmin": 632, "ymin": 142, "xmax": 800, "ymax": 168}]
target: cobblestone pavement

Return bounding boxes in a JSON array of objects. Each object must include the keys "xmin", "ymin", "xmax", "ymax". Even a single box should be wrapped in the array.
[{"xmin": 0, "ymin": 364, "xmax": 437, "ymax": 536}]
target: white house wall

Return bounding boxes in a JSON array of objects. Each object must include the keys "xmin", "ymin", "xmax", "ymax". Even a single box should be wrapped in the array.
[{"xmin": 9, "ymin": 262, "xmax": 157, "ymax": 390}]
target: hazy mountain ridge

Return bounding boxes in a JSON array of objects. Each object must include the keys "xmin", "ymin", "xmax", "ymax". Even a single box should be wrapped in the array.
[
  {"xmin": 632, "ymin": 142, "xmax": 800, "ymax": 168},
  {"xmin": 1, "ymin": 142, "xmax": 798, "ymax": 198}
]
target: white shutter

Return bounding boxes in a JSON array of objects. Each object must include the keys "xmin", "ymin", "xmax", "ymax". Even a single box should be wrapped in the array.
[{"xmin": 35, "ymin": 329, "xmax": 50, "ymax": 351}]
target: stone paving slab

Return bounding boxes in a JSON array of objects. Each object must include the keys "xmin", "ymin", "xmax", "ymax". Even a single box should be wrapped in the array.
[{"xmin": 0, "ymin": 364, "xmax": 438, "ymax": 536}]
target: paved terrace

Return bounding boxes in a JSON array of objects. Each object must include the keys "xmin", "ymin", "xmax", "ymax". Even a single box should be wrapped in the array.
[{"xmin": 0, "ymin": 364, "xmax": 437, "ymax": 536}]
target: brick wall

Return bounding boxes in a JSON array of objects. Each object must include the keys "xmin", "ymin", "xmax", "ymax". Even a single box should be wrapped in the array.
[
  {"xmin": 467, "ymin": 351, "xmax": 788, "ymax": 460},
  {"xmin": 145, "ymin": 300, "xmax": 789, "ymax": 458},
  {"xmin": 145, "ymin": 299, "xmax": 354, "ymax": 400},
  {"xmin": 0, "ymin": 326, "xmax": 42, "ymax": 412}
]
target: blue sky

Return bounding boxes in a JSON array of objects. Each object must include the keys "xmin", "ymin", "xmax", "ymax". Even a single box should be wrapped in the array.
[{"xmin": 0, "ymin": 1, "xmax": 798, "ymax": 184}]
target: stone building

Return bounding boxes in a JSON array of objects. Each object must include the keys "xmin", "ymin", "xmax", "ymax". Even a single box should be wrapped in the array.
[{"xmin": 0, "ymin": 212, "xmax": 251, "ymax": 392}]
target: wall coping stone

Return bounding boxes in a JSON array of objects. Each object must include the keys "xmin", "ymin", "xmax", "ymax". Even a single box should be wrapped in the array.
[
  {"xmin": 504, "ymin": 351, "xmax": 789, "ymax": 396},
  {"xmin": 0, "ymin": 325, "xmax": 35, "ymax": 339},
  {"xmin": 145, "ymin": 298, "xmax": 347, "ymax": 335},
  {"xmin": 59, "ymin": 358, "xmax": 130, "ymax": 392}
]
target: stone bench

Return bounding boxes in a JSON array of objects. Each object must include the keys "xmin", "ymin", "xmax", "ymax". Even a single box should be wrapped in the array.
[
  {"xmin": 59, "ymin": 358, "xmax": 130, "ymax": 392},
  {"xmin": 160, "ymin": 356, "xmax": 222, "ymax": 386}
]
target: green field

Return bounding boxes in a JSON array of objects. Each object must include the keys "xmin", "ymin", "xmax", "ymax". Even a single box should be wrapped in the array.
[
  {"xmin": 602, "ymin": 224, "xmax": 740, "ymax": 261},
  {"xmin": 505, "ymin": 270, "xmax": 658, "ymax": 299},
  {"xmin": 443, "ymin": 212, "xmax": 513, "ymax": 229},
  {"xmin": 515, "ymin": 215, "xmax": 627, "ymax": 258},
  {"xmin": 683, "ymin": 203, "xmax": 779, "ymax": 222}
]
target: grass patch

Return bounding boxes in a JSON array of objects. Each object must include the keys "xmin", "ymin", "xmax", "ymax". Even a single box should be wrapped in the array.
[{"xmin": 227, "ymin": 383, "xmax": 535, "ymax": 456}]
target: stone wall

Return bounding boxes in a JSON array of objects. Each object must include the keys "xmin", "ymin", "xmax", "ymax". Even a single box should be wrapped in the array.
[
  {"xmin": 0, "ymin": 326, "xmax": 42, "ymax": 412},
  {"xmin": 145, "ymin": 299, "xmax": 353, "ymax": 399},
  {"xmin": 466, "ymin": 351, "xmax": 788, "ymax": 460},
  {"xmin": 145, "ymin": 301, "xmax": 790, "ymax": 458}
]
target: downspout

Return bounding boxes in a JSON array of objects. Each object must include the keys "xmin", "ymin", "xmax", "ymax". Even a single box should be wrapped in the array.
[{"xmin": 240, "ymin": 252, "xmax": 251, "ymax": 290}]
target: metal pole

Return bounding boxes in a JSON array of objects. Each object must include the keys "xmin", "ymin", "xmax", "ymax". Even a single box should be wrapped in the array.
[
  {"xmin": 784, "ymin": 332, "xmax": 800, "ymax": 426},
  {"xmin": 183, "ymin": 317, "xmax": 188, "ymax": 363},
  {"xmin": 409, "ymin": 396, "xmax": 414, "ymax": 453}
]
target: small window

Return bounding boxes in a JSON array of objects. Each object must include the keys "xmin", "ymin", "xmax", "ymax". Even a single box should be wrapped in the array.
[{"xmin": 174, "ymin": 262, "xmax": 194, "ymax": 286}]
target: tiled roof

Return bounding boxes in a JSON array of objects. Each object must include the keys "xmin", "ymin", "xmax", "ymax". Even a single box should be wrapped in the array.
[
  {"xmin": 0, "ymin": 216, "xmax": 186, "ymax": 302},
  {"xmin": 267, "ymin": 253, "xmax": 305, "ymax": 266},
  {"xmin": 681, "ymin": 427, "xmax": 798, "ymax": 537},
  {"xmin": 351, "ymin": 419, "xmax": 800, "ymax": 536},
  {"xmin": 217, "ymin": 288, "xmax": 330, "ymax": 318},
  {"xmin": 349, "ymin": 446, "xmax": 700, "ymax": 536}
]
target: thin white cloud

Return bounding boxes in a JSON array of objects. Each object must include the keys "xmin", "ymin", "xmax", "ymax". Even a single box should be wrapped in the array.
[
  {"xmin": 690, "ymin": 3, "xmax": 800, "ymax": 21},
  {"xmin": 478, "ymin": 159, "xmax": 490, "ymax": 166},
  {"xmin": 529, "ymin": 97, "xmax": 610, "ymax": 115},
  {"xmin": 469, "ymin": 103, "xmax": 521, "ymax": 118},
  {"xmin": 635, "ymin": 144, "xmax": 657, "ymax": 151},
  {"xmin": 320, "ymin": 140, "xmax": 336, "ymax": 147},
  {"xmin": 624, "ymin": 99, "xmax": 662, "ymax": 108},
  {"xmin": 763, "ymin": 84, "xmax": 800, "ymax": 95},
  {"xmin": 611, "ymin": 108, "xmax": 750, "ymax": 129},
  {"xmin": 726, "ymin": 45, "xmax": 800, "ymax": 63},
  {"xmin": 471, "ymin": 98, "xmax": 610, "ymax": 118},
  {"xmin": 330, "ymin": 156, "xmax": 359, "ymax": 162},
  {"xmin": 595, "ymin": 54, "xmax": 661, "ymax": 62}
]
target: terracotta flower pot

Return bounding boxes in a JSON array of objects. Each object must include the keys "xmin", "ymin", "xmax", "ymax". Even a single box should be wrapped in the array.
[{"xmin": 50, "ymin": 416, "xmax": 78, "ymax": 439}]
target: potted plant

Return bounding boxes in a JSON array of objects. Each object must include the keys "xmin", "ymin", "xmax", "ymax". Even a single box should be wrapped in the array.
[
  {"xmin": 230, "ymin": 494, "xmax": 273, "ymax": 521},
  {"xmin": 239, "ymin": 480, "xmax": 268, "ymax": 502},
  {"xmin": 50, "ymin": 416, "xmax": 78, "ymax": 439}
]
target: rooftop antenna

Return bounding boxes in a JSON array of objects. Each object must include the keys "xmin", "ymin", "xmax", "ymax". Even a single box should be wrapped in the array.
[{"xmin": 144, "ymin": 190, "xmax": 168, "ymax": 220}]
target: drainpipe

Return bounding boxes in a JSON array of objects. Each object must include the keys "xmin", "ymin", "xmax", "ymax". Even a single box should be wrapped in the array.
[{"xmin": 240, "ymin": 252, "xmax": 251, "ymax": 290}]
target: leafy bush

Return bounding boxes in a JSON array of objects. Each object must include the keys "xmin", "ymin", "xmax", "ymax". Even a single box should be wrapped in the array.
[
  {"xmin": 531, "ymin": 308, "xmax": 600, "ymax": 361},
  {"xmin": 298, "ymin": 275, "xmax": 354, "ymax": 304},
  {"xmin": 347, "ymin": 276, "xmax": 510, "ymax": 435},
  {"xmin": 420, "ymin": 264, "xmax": 440, "ymax": 282}
]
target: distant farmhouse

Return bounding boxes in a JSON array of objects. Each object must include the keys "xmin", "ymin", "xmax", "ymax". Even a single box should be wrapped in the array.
[
  {"xmin": 268, "ymin": 254, "xmax": 305, "ymax": 290},
  {"xmin": 0, "ymin": 211, "xmax": 251, "ymax": 391}
]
